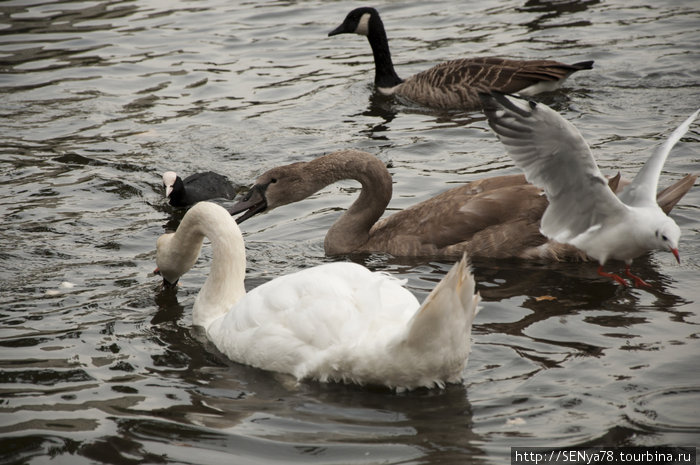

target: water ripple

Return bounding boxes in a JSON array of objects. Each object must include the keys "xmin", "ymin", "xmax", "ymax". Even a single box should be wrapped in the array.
[{"xmin": 1, "ymin": 0, "xmax": 699, "ymax": 463}]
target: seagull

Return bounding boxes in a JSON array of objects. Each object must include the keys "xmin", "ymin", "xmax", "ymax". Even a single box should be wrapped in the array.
[{"xmin": 480, "ymin": 92, "xmax": 699, "ymax": 287}]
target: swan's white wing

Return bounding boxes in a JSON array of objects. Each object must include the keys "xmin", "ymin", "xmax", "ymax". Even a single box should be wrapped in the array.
[
  {"xmin": 481, "ymin": 93, "xmax": 628, "ymax": 243},
  {"xmin": 211, "ymin": 262, "xmax": 419, "ymax": 377},
  {"xmin": 618, "ymin": 109, "xmax": 700, "ymax": 207}
]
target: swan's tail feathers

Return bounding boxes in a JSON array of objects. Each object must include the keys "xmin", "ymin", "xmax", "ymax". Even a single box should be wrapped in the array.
[
  {"xmin": 405, "ymin": 253, "xmax": 481, "ymax": 355},
  {"xmin": 656, "ymin": 174, "xmax": 697, "ymax": 215}
]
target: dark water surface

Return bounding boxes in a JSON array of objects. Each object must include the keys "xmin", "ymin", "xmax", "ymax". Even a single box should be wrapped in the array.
[{"xmin": 1, "ymin": 1, "xmax": 699, "ymax": 463}]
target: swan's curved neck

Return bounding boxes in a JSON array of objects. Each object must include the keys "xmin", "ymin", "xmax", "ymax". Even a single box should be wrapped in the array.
[
  {"xmin": 166, "ymin": 203, "xmax": 247, "ymax": 328},
  {"xmin": 300, "ymin": 151, "xmax": 392, "ymax": 255},
  {"xmin": 366, "ymin": 13, "xmax": 403, "ymax": 88}
]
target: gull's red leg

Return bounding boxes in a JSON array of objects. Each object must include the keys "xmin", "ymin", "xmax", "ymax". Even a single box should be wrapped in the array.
[
  {"xmin": 625, "ymin": 265, "xmax": 651, "ymax": 287},
  {"xmin": 597, "ymin": 265, "xmax": 628, "ymax": 286}
]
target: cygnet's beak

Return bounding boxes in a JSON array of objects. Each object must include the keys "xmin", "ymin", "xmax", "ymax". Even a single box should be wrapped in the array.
[
  {"xmin": 671, "ymin": 248, "xmax": 680, "ymax": 264},
  {"xmin": 228, "ymin": 184, "xmax": 268, "ymax": 224}
]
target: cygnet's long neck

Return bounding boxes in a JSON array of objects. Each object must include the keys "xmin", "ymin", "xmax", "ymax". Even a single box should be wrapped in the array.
[
  {"xmin": 302, "ymin": 151, "xmax": 393, "ymax": 255},
  {"xmin": 366, "ymin": 13, "xmax": 403, "ymax": 88},
  {"xmin": 167, "ymin": 203, "xmax": 247, "ymax": 328}
]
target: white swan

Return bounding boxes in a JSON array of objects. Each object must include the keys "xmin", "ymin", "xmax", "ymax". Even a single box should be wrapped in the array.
[{"xmin": 155, "ymin": 202, "xmax": 481, "ymax": 390}]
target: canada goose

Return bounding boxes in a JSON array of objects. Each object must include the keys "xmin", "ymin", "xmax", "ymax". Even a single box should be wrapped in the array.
[
  {"xmin": 328, "ymin": 7, "xmax": 593, "ymax": 110},
  {"xmin": 229, "ymin": 150, "xmax": 695, "ymax": 261},
  {"xmin": 162, "ymin": 171, "xmax": 239, "ymax": 208},
  {"xmin": 154, "ymin": 201, "xmax": 480, "ymax": 391},
  {"xmin": 481, "ymin": 92, "xmax": 699, "ymax": 286}
]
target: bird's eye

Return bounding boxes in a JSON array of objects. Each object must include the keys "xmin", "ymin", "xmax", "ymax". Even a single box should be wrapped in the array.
[
  {"xmin": 661, "ymin": 234, "xmax": 668, "ymax": 241},
  {"xmin": 270, "ymin": 178, "xmax": 277, "ymax": 184}
]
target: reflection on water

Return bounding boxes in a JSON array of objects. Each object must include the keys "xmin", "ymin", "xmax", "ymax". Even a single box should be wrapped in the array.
[
  {"xmin": 1, "ymin": 0, "xmax": 699, "ymax": 464},
  {"xmin": 519, "ymin": 0, "xmax": 601, "ymax": 30}
]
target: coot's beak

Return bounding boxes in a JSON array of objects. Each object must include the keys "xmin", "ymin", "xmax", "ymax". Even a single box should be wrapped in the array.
[{"xmin": 228, "ymin": 184, "xmax": 268, "ymax": 224}]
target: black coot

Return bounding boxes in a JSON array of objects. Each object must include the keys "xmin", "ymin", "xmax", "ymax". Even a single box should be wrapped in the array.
[{"xmin": 163, "ymin": 171, "xmax": 239, "ymax": 208}]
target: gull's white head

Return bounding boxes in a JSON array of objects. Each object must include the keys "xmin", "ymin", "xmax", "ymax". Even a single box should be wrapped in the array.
[
  {"xmin": 162, "ymin": 171, "xmax": 178, "ymax": 198},
  {"xmin": 652, "ymin": 216, "xmax": 681, "ymax": 263}
]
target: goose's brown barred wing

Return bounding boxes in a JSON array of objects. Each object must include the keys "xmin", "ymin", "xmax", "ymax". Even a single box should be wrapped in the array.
[{"xmin": 396, "ymin": 58, "xmax": 594, "ymax": 110}]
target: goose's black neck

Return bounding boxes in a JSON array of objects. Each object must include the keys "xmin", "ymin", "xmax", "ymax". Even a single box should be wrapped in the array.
[{"xmin": 366, "ymin": 13, "xmax": 403, "ymax": 88}]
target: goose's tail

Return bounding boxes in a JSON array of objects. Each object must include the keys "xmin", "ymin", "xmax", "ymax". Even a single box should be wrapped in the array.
[
  {"xmin": 570, "ymin": 60, "xmax": 594, "ymax": 71},
  {"xmin": 396, "ymin": 254, "xmax": 481, "ymax": 388}
]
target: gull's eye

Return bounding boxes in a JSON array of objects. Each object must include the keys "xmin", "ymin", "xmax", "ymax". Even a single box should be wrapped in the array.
[{"xmin": 661, "ymin": 234, "xmax": 668, "ymax": 241}]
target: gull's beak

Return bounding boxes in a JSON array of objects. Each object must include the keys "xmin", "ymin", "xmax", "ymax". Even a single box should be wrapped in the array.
[{"xmin": 671, "ymin": 248, "xmax": 680, "ymax": 264}]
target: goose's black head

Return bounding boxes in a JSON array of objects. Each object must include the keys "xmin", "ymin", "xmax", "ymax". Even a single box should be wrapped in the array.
[{"xmin": 329, "ymin": 7, "xmax": 379, "ymax": 37}]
